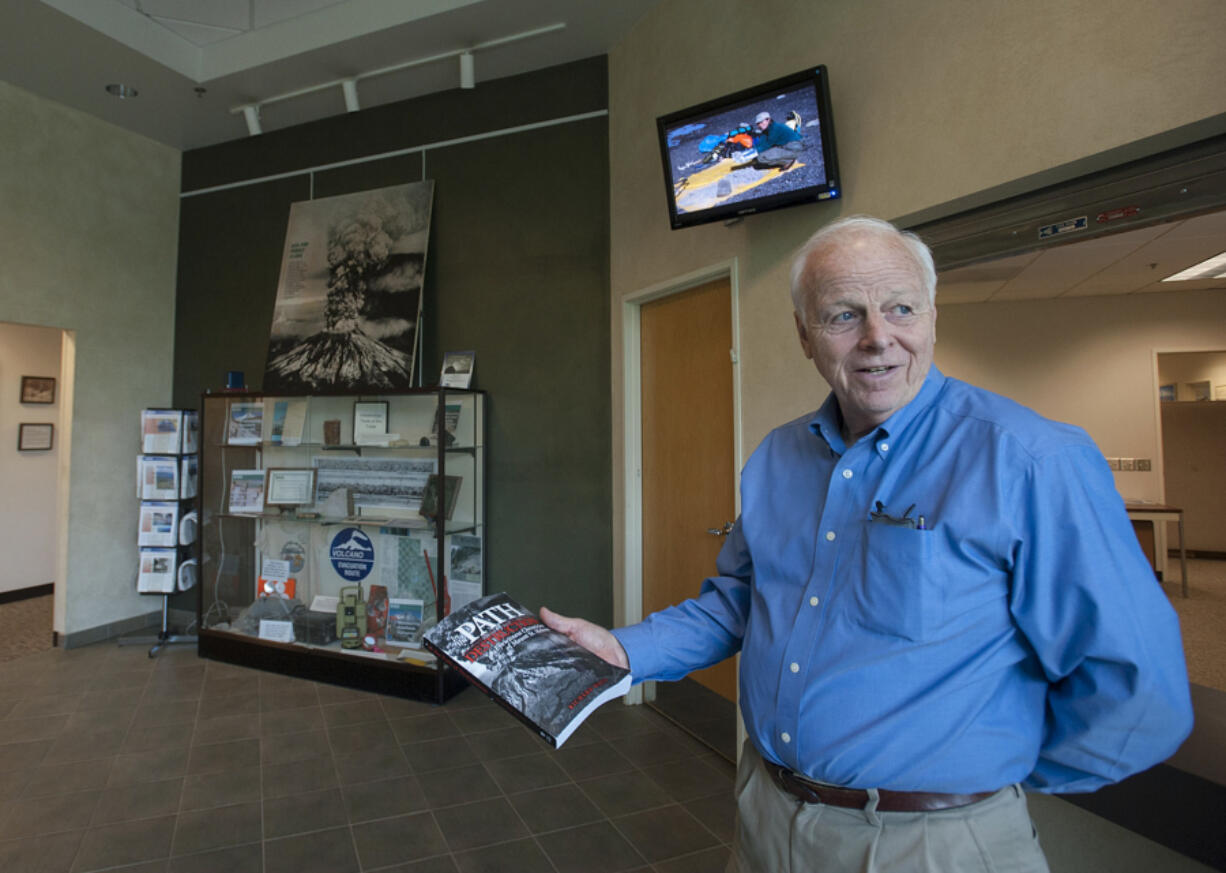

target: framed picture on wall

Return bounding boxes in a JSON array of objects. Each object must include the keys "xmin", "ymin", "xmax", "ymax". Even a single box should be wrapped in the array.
[
  {"xmin": 20, "ymin": 376, "xmax": 56, "ymax": 404},
  {"xmin": 18, "ymin": 423, "xmax": 54, "ymax": 451}
]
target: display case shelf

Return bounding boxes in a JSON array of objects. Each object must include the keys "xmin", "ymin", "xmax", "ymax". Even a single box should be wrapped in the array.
[{"xmin": 196, "ymin": 387, "xmax": 485, "ymax": 703}]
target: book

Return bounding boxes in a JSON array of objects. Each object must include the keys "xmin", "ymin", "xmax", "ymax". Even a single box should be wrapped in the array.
[
  {"xmin": 386, "ymin": 597, "xmax": 425, "ymax": 647},
  {"xmin": 422, "ymin": 592, "xmax": 632, "ymax": 748}
]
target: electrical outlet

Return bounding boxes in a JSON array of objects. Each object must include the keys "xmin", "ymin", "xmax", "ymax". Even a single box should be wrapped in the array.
[
  {"xmin": 1136, "ymin": 458, "xmax": 1152, "ymax": 472},
  {"xmin": 1120, "ymin": 458, "xmax": 1136, "ymax": 471},
  {"xmin": 1106, "ymin": 457, "xmax": 1121, "ymax": 471}
]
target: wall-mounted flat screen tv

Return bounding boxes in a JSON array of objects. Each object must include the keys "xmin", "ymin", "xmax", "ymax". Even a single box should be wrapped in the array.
[{"xmin": 657, "ymin": 65, "xmax": 840, "ymax": 230}]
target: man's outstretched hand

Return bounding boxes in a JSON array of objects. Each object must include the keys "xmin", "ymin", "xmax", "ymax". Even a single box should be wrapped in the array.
[{"xmin": 539, "ymin": 607, "xmax": 630, "ymax": 670}]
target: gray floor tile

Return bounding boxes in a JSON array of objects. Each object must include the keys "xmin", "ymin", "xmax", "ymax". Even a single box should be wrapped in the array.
[
  {"xmin": 391, "ymin": 711, "xmax": 460, "ymax": 744},
  {"xmin": 578, "ymin": 769, "xmax": 674, "ymax": 818},
  {"xmin": 334, "ymin": 743, "xmax": 412, "ymax": 786},
  {"xmin": 261, "ymin": 688, "xmax": 320, "ymax": 713},
  {"xmin": 419, "ymin": 763, "xmax": 500, "ymax": 809},
  {"xmin": 327, "ymin": 718, "xmax": 398, "ymax": 752},
  {"xmin": 180, "ymin": 767, "xmax": 261, "ymax": 811},
  {"xmin": 172, "ymin": 801, "xmax": 261, "ymax": 856},
  {"xmin": 166, "ymin": 842, "xmax": 261, "ymax": 873},
  {"xmin": 107, "ymin": 746, "xmax": 190, "ymax": 788},
  {"xmin": 447, "ymin": 705, "xmax": 511, "ymax": 735},
  {"xmin": 49, "ymin": 727, "xmax": 128, "ymax": 764},
  {"xmin": 0, "ymin": 714, "xmax": 69, "ymax": 744},
  {"xmin": 343, "ymin": 773, "xmax": 430, "ymax": 822},
  {"xmin": 434, "ymin": 797, "xmax": 529, "ymax": 852},
  {"xmin": 322, "ymin": 699, "xmax": 386, "ymax": 727},
  {"xmin": 613, "ymin": 804, "xmax": 720, "ymax": 864},
  {"xmin": 466, "ymin": 725, "xmax": 546, "ymax": 762},
  {"xmin": 265, "ymin": 826, "xmax": 359, "ymax": 873},
  {"xmin": 404, "ymin": 736, "xmax": 477, "ymax": 774},
  {"xmin": 191, "ymin": 712, "xmax": 260, "ymax": 745},
  {"xmin": 199, "ymin": 693, "xmax": 259, "ymax": 720},
  {"xmin": 263, "ymin": 756, "xmax": 339, "ymax": 799},
  {"xmin": 0, "ymin": 788, "xmax": 101, "ymax": 838},
  {"xmin": 0, "ymin": 827, "xmax": 85, "ymax": 873},
  {"xmin": 262, "ymin": 728, "xmax": 331, "ymax": 766},
  {"xmin": 508, "ymin": 783, "xmax": 605, "ymax": 834},
  {"xmin": 121, "ymin": 724, "xmax": 193, "ymax": 755},
  {"xmin": 352, "ymin": 811, "xmax": 450, "ymax": 869},
  {"xmin": 688, "ymin": 791, "xmax": 735, "ymax": 843},
  {"xmin": 483, "ymin": 751, "xmax": 571, "ymax": 795},
  {"xmin": 537, "ymin": 820, "xmax": 646, "ymax": 873},
  {"xmin": 70, "ymin": 815, "xmax": 176, "ymax": 873},
  {"xmin": 186, "ymin": 737, "xmax": 259, "ymax": 775},
  {"xmin": 6, "ymin": 693, "xmax": 79, "ymax": 719},
  {"xmin": 0, "ymin": 738, "xmax": 53, "ymax": 772},
  {"xmin": 554, "ymin": 739, "xmax": 636, "ymax": 781},
  {"xmin": 380, "ymin": 697, "xmax": 442, "ymax": 720},
  {"xmin": 64, "ymin": 707, "xmax": 136, "ymax": 734},
  {"xmin": 260, "ymin": 704, "xmax": 323, "ymax": 737},
  {"xmin": 388, "ymin": 854, "xmax": 461, "ymax": 873},
  {"xmin": 653, "ymin": 846, "xmax": 733, "ymax": 873},
  {"xmin": 92, "ymin": 779, "xmax": 183, "ymax": 826},
  {"xmin": 23, "ymin": 759, "xmax": 111, "ymax": 797},
  {"xmin": 640, "ymin": 757, "xmax": 731, "ymax": 803},
  {"xmin": 78, "ymin": 687, "xmax": 145, "ymax": 713},
  {"xmin": 454, "ymin": 837, "xmax": 554, "ymax": 873},
  {"xmin": 131, "ymin": 701, "xmax": 199, "ymax": 728},
  {"xmin": 608, "ymin": 728, "xmax": 704, "ymax": 768},
  {"xmin": 264, "ymin": 787, "xmax": 348, "ymax": 838}
]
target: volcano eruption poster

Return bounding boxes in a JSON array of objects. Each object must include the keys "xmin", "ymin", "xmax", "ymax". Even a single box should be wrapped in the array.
[{"xmin": 263, "ymin": 181, "xmax": 434, "ymax": 393}]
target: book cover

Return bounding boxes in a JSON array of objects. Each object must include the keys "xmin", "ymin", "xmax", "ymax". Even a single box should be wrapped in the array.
[
  {"xmin": 422, "ymin": 592, "xmax": 632, "ymax": 748},
  {"xmin": 386, "ymin": 598, "xmax": 425, "ymax": 647}
]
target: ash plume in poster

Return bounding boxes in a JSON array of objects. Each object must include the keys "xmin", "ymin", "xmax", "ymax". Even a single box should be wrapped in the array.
[{"xmin": 263, "ymin": 181, "xmax": 434, "ymax": 392}]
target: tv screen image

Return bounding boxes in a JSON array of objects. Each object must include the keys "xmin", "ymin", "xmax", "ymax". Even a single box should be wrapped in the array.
[{"xmin": 657, "ymin": 66, "xmax": 840, "ymax": 229}]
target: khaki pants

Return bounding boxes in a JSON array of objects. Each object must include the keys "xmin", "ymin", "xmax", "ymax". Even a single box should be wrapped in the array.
[{"xmin": 728, "ymin": 743, "xmax": 1051, "ymax": 873}]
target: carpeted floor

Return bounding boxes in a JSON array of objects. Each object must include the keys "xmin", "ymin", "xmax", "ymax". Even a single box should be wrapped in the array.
[
  {"xmin": 0, "ymin": 595, "xmax": 53, "ymax": 664},
  {"xmin": 1162, "ymin": 558, "xmax": 1226, "ymax": 693}
]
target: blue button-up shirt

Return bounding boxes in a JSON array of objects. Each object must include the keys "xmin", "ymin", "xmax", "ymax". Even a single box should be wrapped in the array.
[{"xmin": 613, "ymin": 368, "xmax": 1192, "ymax": 793}]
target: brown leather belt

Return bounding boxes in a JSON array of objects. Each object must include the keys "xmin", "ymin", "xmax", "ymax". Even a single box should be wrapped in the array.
[{"xmin": 764, "ymin": 761, "xmax": 997, "ymax": 812}]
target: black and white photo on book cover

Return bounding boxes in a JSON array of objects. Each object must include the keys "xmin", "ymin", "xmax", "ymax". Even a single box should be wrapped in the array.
[
  {"xmin": 263, "ymin": 181, "xmax": 434, "ymax": 393},
  {"xmin": 423, "ymin": 592, "xmax": 632, "ymax": 748}
]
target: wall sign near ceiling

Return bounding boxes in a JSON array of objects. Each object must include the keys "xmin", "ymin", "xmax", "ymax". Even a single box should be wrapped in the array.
[
  {"xmin": 1038, "ymin": 216, "xmax": 1088, "ymax": 239},
  {"xmin": 1096, "ymin": 205, "xmax": 1141, "ymax": 223}
]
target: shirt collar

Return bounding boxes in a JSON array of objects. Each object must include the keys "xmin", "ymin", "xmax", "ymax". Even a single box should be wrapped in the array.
[{"xmin": 809, "ymin": 367, "xmax": 947, "ymax": 454}]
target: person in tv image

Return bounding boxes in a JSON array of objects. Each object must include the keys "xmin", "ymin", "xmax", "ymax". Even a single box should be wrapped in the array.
[
  {"xmin": 749, "ymin": 109, "xmax": 804, "ymax": 170},
  {"xmin": 542, "ymin": 215, "xmax": 1192, "ymax": 873}
]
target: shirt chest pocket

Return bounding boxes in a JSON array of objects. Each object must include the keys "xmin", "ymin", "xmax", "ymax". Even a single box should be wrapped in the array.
[{"xmin": 851, "ymin": 523, "xmax": 942, "ymax": 641}]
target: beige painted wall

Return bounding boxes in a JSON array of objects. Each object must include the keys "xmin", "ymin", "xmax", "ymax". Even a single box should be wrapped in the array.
[
  {"xmin": 0, "ymin": 323, "xmax": 63, "ymax": 595},
  {"xmin": 0, "ymin": 81, "xmax": 181, "ymax": 637},
  {"xmin": 608, "ymin": 0, "xmax": 1226, "ymax": 622}
]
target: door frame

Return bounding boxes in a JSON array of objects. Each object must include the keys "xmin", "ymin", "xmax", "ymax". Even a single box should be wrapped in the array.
[{"xmin": 620, "ymin": 259, "xmax": 744, "ymax": 705}]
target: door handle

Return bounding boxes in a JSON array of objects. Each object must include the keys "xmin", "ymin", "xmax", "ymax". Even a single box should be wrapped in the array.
[{"xmin": 705, "ymin": 522, "xmax": 734, "ymax": 537}]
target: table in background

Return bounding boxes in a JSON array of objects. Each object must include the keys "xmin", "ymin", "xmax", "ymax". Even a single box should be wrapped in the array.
[{"xmin": 1127, "ymin": 504, "xmax": 1188, "ymax": 598}]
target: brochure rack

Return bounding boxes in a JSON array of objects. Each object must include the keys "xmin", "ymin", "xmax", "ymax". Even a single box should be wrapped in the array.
[
  {"xmin": 195, "ymin": 387, "xmax": 485, "ymax": 703},
  {"xmin": 122, "ymin": 408, "xmax": 200, "ymax": 657}
]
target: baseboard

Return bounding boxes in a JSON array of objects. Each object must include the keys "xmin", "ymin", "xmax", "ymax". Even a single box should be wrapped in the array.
[
  {"xmin": 62, "ymin": 610, "xmax": 162, "ymax": 649},
  {"xmin": 0, "ymin": 583, "xmax": 54, "ymax": 605},
  {"xmin": 1169, "ymin": 548, "xmax": 1226, "ymax": 561}
]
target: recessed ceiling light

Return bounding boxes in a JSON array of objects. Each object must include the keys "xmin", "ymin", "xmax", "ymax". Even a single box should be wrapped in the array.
[
  {"xmin": 1162, "ymin": 251, "xmax": 1226, "ymax": 282},
  {"xmin": 105, "ymin": 84, "xmax": 139, "ymax": 99}
]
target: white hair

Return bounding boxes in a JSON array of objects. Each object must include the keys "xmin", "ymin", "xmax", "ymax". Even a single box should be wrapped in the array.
[{"xmin": 789, "ymin": 216, "xmax": 937, "ymax": 314}]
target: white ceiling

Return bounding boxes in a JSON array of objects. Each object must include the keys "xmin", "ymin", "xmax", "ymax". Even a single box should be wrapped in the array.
[
  {"xmin": 938, "ymin": 208, "xmax": 1226, "ymax": 304},
  {"xmin": 4, "ymin": 1, "xmax": 1224, "ymax": 303},
  {"xmin": 0, "ymin": 0, "xmax": 659, "ymax": 150}
]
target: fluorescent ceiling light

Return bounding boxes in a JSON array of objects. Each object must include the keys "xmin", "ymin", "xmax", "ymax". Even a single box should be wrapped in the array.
[{"xmin": 1163, "ymin": 251, "xmax": 1226, "ymax": 282}]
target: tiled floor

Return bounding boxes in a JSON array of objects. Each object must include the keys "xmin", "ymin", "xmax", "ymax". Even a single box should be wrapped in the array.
[{"xmin": 0, "ymin": 640, "xmax": 734, "ymax": 873}]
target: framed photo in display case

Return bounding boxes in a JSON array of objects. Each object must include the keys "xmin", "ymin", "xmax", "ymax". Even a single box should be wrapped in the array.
[{"xmin": 264, "ymin": 468, "xmax": 317, "ymax": 506}]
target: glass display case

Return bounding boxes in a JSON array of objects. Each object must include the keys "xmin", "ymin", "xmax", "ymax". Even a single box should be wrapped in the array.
[{"xmin": 196, "ymin": 388, "xmax": 484, "ymax": 701}]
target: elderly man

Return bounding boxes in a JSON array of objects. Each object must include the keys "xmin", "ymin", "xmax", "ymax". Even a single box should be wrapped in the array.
[{"xmin": 543, "ymin": 216, "xmax": 1192, "ymax": 873}]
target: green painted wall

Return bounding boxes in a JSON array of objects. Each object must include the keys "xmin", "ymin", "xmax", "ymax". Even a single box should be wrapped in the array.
[{"xmin": 172, "ymin": 58, "xmax": 612, "ymax": 623}]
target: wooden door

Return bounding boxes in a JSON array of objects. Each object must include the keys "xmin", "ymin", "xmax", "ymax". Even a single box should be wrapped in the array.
[{"xmin": 640, "ymin": 277, "xmax": 737, "ymax": 701}]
